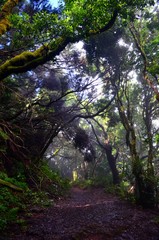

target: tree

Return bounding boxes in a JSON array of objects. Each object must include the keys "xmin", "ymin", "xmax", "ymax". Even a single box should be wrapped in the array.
[
  {"xmin": 1, "ymin": 0, "xmax": 158, "ymax": 207},
  {"xmin": 0, "ymin": 38, "xmax": 111, "ymax": 176},
  {"xmin": 87, "ymin": 118, "xmax": 120, "ymax": 185},
  {"xmin": 0, "ymin": 0, "xmax": 154, "ymax": 80},
  {"xmin": 83, "ymin": 12, "xmax": 159, "ymax": 207}
]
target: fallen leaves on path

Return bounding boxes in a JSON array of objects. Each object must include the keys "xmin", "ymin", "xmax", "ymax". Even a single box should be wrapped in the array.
[{"xmin": 5, "ymin": 187, "xmax": 159, "ymax": 240}]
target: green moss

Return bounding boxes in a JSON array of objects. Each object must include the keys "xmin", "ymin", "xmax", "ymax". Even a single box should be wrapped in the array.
[
  {"xmin": 0, "ymin": 38, "xmax": 65, "ymax": 80},
  {"xmin": 9, "ymin": 52, "xmax": 36, "ymax": 67},
  {"xmin": 1, "ymin": 0, "xmax": 20, "ymax": 15},
  {"xmin": 1, "ymin": 45, "xmax": 48, "ymax": 69},
  {"xmin": 0, "ymin": 18, "xmax": 10, "ymax": 35},
  {"xmin": 0, "ymin": 0, "xmax": 20, "ymax": 36}
]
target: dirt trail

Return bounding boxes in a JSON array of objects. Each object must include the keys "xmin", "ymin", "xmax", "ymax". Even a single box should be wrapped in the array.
[{"xmin": 4, "ymin": 187, "xmax": 159, "ymax": 240}]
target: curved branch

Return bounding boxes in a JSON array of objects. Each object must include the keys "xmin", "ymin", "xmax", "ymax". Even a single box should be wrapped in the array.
[
  {"xmin": 66, "ymin": 93, "xmax": 116, "ymax": 123},
  {"xmin": 0, "ymin": 10, "xmax": 118, "ymax": 81}
]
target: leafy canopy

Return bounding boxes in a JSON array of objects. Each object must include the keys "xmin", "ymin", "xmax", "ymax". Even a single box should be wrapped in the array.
[{"xmin": 0, "ymin": 0, "xmax": 154, "ymax": 80}]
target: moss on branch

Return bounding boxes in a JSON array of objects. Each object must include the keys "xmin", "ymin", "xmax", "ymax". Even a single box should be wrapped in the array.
[
  {"xmin": 0, "ymin": 37, "xmax": 68, "ymax": 80},
  {"xmin": 0, "ymin": 10, "xmax": 117, "ymax": 80},
  {"xmin": 0, "ymin": 18, "xmax": 10, "ymax": 35},
  {"xmin": 0, "ymin": 0, "xmax": 21, "ymax": 36},
  {"xmin": 0, "ymin": 178, "xmax": 23, "ymax": 191}
]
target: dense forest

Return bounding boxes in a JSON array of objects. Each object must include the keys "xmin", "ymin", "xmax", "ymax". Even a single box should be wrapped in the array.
[{"xmin": 0, "ymin": 0, "xmax": 159, "ymax": 236}]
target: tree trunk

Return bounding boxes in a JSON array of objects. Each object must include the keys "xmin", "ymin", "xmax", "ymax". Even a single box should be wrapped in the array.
[
  {"xmin": 132, "ymin": 155, "xmax": 155, "ymax": 208},
  {"xmin": 104, "ymin": 143, "xmax": 120, "ymax": 185},
  {"xmin": 89, "ymin": 120, "xmax": 120, "ymax": 185},
  {"xmin": 117, "ymin": 95, "xmax": 155, "ymax": 208}
]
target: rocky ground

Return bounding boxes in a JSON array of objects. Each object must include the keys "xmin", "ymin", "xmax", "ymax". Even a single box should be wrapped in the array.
[{"xmin": 2, "ymin": 187, "xmax": 159, "ymax": 240}]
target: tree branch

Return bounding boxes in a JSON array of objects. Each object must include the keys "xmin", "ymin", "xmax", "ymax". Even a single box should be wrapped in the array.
[
  {"xmin": 0, "ymin": 178, "xmax": 24, "ymax": 191},
  {"xmin": 0, "ymin": 10, "xmax": 118, "ymax": 81},
  {"xmin": 66, "ymin": 93, "xmax": 116, "ymax": 123},
  {"xmin": 129, "ymin": 22, "xmax": 159, "ymax": 101}
]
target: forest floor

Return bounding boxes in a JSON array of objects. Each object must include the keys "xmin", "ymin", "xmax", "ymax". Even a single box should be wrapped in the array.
[{"xmin": 2, "ymin": 186, "xmax": 159, "ymax": 240}]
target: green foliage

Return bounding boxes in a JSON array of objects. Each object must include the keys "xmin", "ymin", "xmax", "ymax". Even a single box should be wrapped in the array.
[
  {"xmin": 64, "ymin": 91, "xmax": 78, "ymax": 107},
  {"xmin": 41, "ymin": 162, "xmax": 70, "ymax": 191},
  {"xmin": 0, "ymin": 185, "xmax": 24, "ymax": 230},
  {"xmin": 71, "ymin": 179, "xmax": 94, "ymax": 189},
  {"xmin": 105, "ymin": 181, "xmax": 136, "ymax": 202},
  {"xmin": 71, "ymin": 173, "xmax": 113, "ymax": 189},
  {"xmin": 5, "ymin": 0, "xmax": 154, "ymax": 59},
  {"xmin": 155, "ymin": 134, "xmax": 159, "ymax": 143},
  {"xmin": 28, "ymin": 161, "xmax": 70, "ymax": 198},
  {"xmin": 64, "ymin": 0, "xmax": 154, "ymax": 33},
  {"xmin": 0, "ymin": 165, "xmax": 71, "ymax": 231},
  {"xmin": 0, "ymin": 128, "xmax": 9, "ymax": 141},
  {"xmin": 20, "ymin": 163, "xmax": 71, "ymax": 209},
  {"xmin": 0, "ymin": 172, "xmax": 28, "ymax": 189},
  {"xmin": 0, "ymin": 183, "xmax": 53, "ymax": 231},
  {"xmin": 25, "ymin": 189, "xmax": 52, "ymax": 207},
  {"xmin": 9, "ymin": 11, "xmax": 59, "ymax": 49},
  {"xmin": 92, "ymin": 174, "xmax": 113, "ymax": 187}
]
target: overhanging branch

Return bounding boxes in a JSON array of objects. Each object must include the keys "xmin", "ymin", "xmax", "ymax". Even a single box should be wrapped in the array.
[{"xmin": 0, "ymin": 10, "xmax": 118, "ymax": 81}]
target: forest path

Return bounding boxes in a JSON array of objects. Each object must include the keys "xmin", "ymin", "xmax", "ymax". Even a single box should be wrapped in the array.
[{"xmin": 6, "ymin": 187, "xmax": 159, "ymax": 240}]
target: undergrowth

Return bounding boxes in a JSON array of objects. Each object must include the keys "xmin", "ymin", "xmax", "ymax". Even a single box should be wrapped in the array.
[
  {"xmin": 0, "ymin": 172, "xmax": 27, "ymax": 231},
  {"xmin": 71, "ymin": 174, "xmax": 113, "ymax": 189},
  {"xmin": 0, "ymin": 161, "xmax": 70, "ymax": 231},
  {"xmin": 71, "ymin": 179, "xmax": 94, "ymax": 189},
  {"xmin": 71, "ymin": 177, "xmax": 136, "ymax": 204}
]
